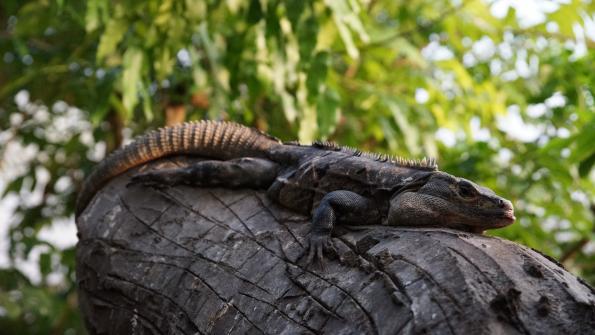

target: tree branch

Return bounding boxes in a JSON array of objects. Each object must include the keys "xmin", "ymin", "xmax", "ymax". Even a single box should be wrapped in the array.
[{"xmin": 76, "ymin": 156, "xmax": 595, "ymax": 334}]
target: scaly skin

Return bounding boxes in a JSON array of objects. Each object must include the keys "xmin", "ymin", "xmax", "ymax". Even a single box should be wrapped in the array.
[
  {"xmin": 75, "ymin": 120, "xmax": 280, "ymax": 216},
  {"xmin": 77, "ymin": 121, "xmax": 515, "ymax": 267}
]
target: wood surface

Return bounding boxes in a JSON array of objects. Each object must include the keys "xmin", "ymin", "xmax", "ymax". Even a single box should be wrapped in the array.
[{"xmin": 76, "ymin": 157, "xmax": 595, "ymax": 334}]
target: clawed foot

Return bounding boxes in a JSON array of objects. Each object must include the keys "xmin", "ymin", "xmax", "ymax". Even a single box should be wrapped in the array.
[
  {"xmin": 127, "ymin": 171, "xmax": 175, "ymax": 189},
  {"xmin": 302, "ymin": 234, "xmax": 337, "ymax": 270}
]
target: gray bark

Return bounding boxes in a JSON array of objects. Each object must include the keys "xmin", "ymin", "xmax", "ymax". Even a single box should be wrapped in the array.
[{"xmin": 76, "ymin": 157, "xmax": 595, "ymax": 335}]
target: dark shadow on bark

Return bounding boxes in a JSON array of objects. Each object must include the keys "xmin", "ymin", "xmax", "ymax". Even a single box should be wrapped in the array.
[{"xmin": 76, "ymin": 157, "xmax": 595, "ymax": 335}]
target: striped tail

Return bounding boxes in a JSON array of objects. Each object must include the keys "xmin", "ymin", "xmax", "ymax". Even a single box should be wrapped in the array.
[{"xmin": 76, "ymin": 120, "xmax": 281, "ymax": 216}]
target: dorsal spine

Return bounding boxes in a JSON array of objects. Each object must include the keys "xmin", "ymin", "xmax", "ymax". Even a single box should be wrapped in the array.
[{"xmin": 291, "ymin": 140, "xmax": 438, "ymax": 171}]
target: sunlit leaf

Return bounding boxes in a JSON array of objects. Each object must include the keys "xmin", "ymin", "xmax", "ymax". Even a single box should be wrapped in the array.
[
  {"xmin": 139, "ymin": 79, "xmax": 153, "ymax": 121},
  {"xmin": 570, "ymin": 120, "xmax": 595, "ymax": 163},
  {"xmin": 96, "ymin": 18, "xmax": 127, "ymax": 61},
  {"xmin": 154, "ymin": 0, "xmax": 174, "ymax": 27},
  {"xmin": 548, "ymin": 0, "xmax": 583, "ymax": 36},
  {"xmin": 326, "ymin": 0, "xmax": 368, "ymax": 59},
  {"xmin": 84, "ymin": 0, "xmax": 101, "ymax": 32},
  {"xmin": 442, "ymin": 59, "xmax": 473, "ymax": 91},
  {"xmin": 317, "ymin": 87, "xmax": 340, "ymax": 137},
  {"xmin": 306, "ymin": 51, "xmax": 329, "ymax": 97},
  {"xmin": 121, "ymin": 47, "xmax": 144, "ymax": 118},
  {"xmin": 384, "ymin": 98, "xmax": 419, "ymax": 154}
]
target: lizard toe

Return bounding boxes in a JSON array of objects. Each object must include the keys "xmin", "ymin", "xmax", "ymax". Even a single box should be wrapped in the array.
[{"xmin": 303, "ymin": 235, "xmax": 337, "ymax": 271}]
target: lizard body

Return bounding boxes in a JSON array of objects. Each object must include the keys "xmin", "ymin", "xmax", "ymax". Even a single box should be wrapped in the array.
[{"xmin": 76, "ymin": 121, "xmax": 515, "ymax": 265}]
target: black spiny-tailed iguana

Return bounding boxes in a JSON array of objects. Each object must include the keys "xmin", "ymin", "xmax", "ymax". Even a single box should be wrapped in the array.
[{"xmin": 76, "ymin": 121, "xmax": 515, "ymax": 265}]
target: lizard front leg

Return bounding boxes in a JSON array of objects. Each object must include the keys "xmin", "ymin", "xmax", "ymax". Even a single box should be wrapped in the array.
[
  {"xmin": 306, "ymin": 190, "xmax": 381, "ymax": 268},
  {"xmin": 128, "ymin": 157, "xmax": 279, "ymax": 189}
]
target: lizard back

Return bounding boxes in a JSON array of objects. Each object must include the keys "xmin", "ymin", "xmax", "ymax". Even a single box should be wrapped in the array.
[{"xmin": 76, "ymin": 120, "xmax": 281, "ymax": 216}]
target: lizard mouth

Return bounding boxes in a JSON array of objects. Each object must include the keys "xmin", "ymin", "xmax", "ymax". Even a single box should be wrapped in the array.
[
  {"xmin": 501, "ymin": 210, "xmax": 516, "ymax": 221},
  {"xmin": 453, "ymin": 208, "xmax": 514, "ymax": 233},
  {"xmin": 451, "ymin": 200, "xmax": 516, "ymax": 230},
  {"xmin": 482, "ymin": 208, "xmax": 515, "ymax": 228}
]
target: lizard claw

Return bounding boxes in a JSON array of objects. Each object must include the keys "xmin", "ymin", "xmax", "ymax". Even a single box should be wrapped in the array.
[{"xmin": 303, "ymin": 234, "xmax": 337, "ymax": 270}]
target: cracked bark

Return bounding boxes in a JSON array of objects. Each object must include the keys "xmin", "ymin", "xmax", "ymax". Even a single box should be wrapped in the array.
[{"xmin": 76, "ymin": 157, "xmax": 595, "ymax": 335}]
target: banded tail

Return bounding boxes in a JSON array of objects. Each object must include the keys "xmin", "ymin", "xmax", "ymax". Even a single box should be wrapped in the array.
[{"xmin": 76, "ymin": 121, "xmax": 281, "ymax": 216}]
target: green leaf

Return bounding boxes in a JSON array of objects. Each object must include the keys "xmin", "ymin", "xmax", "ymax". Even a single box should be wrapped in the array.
[
  {"xmin": 286, "ymin": 0, "xmax": 305, "ymax": 27},
  {"xmin": 578, "ymin": 152, "xmax": 595, "ymax": 178},
  {"xmin": 121, "ymin": 47, "xmax": 144, "ymax": 117},
  {"xmin": 547, "ymin": 0, "xmax": 583, "ymax": 37},
  {"xmin": 97, "ymin": 18, "xmax": 127, "ymax": 61},
  {"xmin": 0, "ymin": 290, "xmax": 22, "ymax": 318},
  {"xmin": 379, "ymin": 117, "xmax": 399, "ymax": 152},
  {"xmin": 85, "ymin": 0, "xmax": 101, "ymax": 33},
  {"xmin": 390, "ymin": 37, "xmax": 426, "ymax": 67},
  {"xmin": 316, "ymin": 88, "xmax": 340, "ymax": 137},
  {"xmin": 246, "ymin": 0, "xmax": 263, "ymax": 24},
  {"xmin": 570, "ymin": 120, "xmax": 595, "ymax": 163},
  {"xmin": 154, "ymin": 47, "xmax": 174, "ymax": 81},
  {"xmin": 384, "ymin": 98, "xmax": 419, "ymax": 154},
  {"xmin": 442, "ymin": 59, "xmax": 473, "ymax": 91},
  {"xmin": 155, "ymin": 0, "xmax": 174, "ymax": 27},
  {"xmin": 2, "ymin": 177, "xmax": 24, "ymax": 197},
  {"xmin": 184, "ymin": 0, "xmax": 206, "ymax": 20},
  {"xmin": 39, "ymin": 252, "xmax": 51, "ymax": 277},
  {"xmin": 326, "ymin": 0, "xmax": 369, "ymax": 59},
  {"xmin": 332, "ymin": 15, "xmax": 358, "ymax": 59},
  {"xmin": 306, "ymin": 51, "xmax": 329, "ymax": 97},
  {"xmin": 296, "ymin": 15, "xmax": 319, "ymax": 59},
  {"xmin": 139, "ymin": 79, "xmax": 153, "ymax": 121},
  {"xmin": 108, "ymin": 94, "xmax": 127, "ymax": 122}
]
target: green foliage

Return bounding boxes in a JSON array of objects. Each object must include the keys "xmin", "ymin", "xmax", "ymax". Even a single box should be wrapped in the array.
[
  {"xmin": 1, "ymin": 0, "xmax": 594, "ymax": 333},
  {"xmin": 0, "ymin": 249, "xmax": 81, "ymax": 334}
]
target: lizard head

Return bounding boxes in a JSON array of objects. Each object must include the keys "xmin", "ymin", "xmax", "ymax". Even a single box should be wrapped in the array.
[{"xmin": 387, "ymin": 171, "xmax": 515, "ymax": 233}]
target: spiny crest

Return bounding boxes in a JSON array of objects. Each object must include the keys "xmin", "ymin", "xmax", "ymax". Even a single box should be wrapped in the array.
[
  {"xmin": 312, "ymin": 140, "xmax": 342, "ymax": 151},
  {"xmin": 361, "ymin": 151, "xmax": 438, "ymax": 170},
  {"xmin": 391, "ymin": 156, "xmax": 438, "ymax": 170},
  {"xmin": 340, "ymin": 146, "xmax": 362, "ymax": 156},
  {"xmin": 305, "ymin": 140, "xmax": 438, "ymax": 170}
]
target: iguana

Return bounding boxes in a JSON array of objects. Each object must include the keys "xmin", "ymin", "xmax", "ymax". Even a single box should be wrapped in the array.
[{"xmin": 76, "ymin": 120, "xmax": 515, "ymax": 265}]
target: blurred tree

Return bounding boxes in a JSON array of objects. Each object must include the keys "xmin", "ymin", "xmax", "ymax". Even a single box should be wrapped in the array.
[{"xmin": 0, "ymin": 0, "xmax": 594, "ymax": 333}]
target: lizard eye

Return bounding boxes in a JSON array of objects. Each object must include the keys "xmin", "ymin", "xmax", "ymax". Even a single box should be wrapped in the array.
[{"xmin": 458, "ymin": 182, "xmax": 476, "ymax": 198}]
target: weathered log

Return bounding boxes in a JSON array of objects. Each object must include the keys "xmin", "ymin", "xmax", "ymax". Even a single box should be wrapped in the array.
[{"xmin": 76, "ymin": 157, "xmax": 595, "ymax": 334}]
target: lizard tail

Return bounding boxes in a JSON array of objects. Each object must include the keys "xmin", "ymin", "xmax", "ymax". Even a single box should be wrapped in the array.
[{"xmin": 76, "ymin": 120, "xmax": 281, "ymax": 217}]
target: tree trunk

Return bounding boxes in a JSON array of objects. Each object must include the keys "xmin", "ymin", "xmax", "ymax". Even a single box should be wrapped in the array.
[{"xmin": 76, "ymin": 157, "xmax": 595, "ymax": 335}]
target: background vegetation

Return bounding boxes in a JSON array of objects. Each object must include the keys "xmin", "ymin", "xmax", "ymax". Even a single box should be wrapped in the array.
[{"xmin": 0, "ymin": 0, "xmax": 594, "ymax": 333}]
